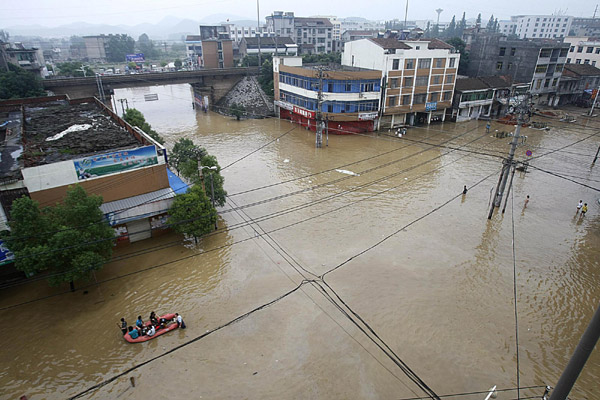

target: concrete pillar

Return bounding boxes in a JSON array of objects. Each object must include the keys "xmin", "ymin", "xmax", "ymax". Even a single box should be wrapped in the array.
[
  {"xmin": 391, "ymin": 114, "xmax": 395, "ymax": 129},
  {"xmin": 427, "ymin": 111, "xmax": 432, "ymax": 124},
  {"xmin": 442, "ymin": 109, "xmax": 446, "ymax": 122}
]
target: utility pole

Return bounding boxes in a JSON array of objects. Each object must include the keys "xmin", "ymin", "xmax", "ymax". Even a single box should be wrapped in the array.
[
  {"xmin": 257, "ymin": 0, "xmax": 262, "ymax": 69},
  {"xmin": 588, "ymin": 84, "xmax": 600, "ymax": 116},
  {"xmin": 593, "ymin": 4, "xmax": 598, "ymax": 19},
  {"xmin": 404, "ymin": 0, "xmax": 409, "ymax": 31},
  {"xmin": 315, "ymin": 67, "xmax": 324, "ymax": 148},
  {"xmin": 549, "ymin": 301, "xmax": 600, "ymax": 400},
  {"xmin": 488, "ymin": 93, "xmax": 529, "ymax": 219}
]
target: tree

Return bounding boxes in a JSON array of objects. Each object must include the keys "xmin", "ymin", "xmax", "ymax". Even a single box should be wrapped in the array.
[
  {"xmin": 487, "ymin": 15, "xmax": 495, "ymax": 31},
  {"xmin": 170, "ymin": 138, "xmax": 227, "ymax": 207},
  {"xmin": 167, "ymin": 185, "xmax": 217, "ymax": 239},
  {"xmin": 3, "ymin": 185, "xmax": 114, "ymax": 286},
  {"xmin": 229, "ymin": 103, "xmax": 245, "ymax": 120},
  {"xmin": 174, "ymin": 59, "xmax": 183, "ymax": 70},
  {"xmin": 0, "ymin": 64, "xmax": 46, "ymax": 100},
  {"xmin": 258, "ymin": 58, "xmax": 274, "ymax": 97},
  {"xmin": 56, "ymin": 61, "xmax": 94, "ymax": 77},
  {"xmin": 445, "ymin": 16, "xmax": 456, "ymax": 38},
  {"xmin": 424, "ymin": 21, "xmax": 431, "ymax": 38},
  {"xmin": 137, "ymin": 33, "xmax": 158, "ymax": 59},
  {"xmin": 446, "ymin": 37, "xmax": 469, "ymax": 74},
  {"xmin": 476, "ymin": 13, "xmax": 482, "ymax": 27},
  {"xmin": 458, "ymin": 12, "xmax": 467, "ymax": 36},
  {"xmin": 171, "ymin": 138, "xmax": 206, "ymax": 174},
  {"xmin": 493, "ymin": 18, "xmax": 499, "ymax": 33},
  {"xmin": 123, "ymin": 108, "xmax": 165, "ymax": 144},
  {"xmin": 0, "ymin": 30, "xmax": 9, "ymax": 42},
  {"xmin": 105, "ymin": 34, "xmax": 135, "ymax": 62}
]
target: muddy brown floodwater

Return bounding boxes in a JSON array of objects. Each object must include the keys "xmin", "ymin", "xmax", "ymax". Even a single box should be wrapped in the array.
[{"xmin": 1, "ymin": 84, "xmax": 599, "ymax": 399}]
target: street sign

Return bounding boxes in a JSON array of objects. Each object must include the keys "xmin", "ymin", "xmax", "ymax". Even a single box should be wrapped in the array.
[{"xmin": 425, "ymin": 102, "xmax": 437, "ymax": 111}]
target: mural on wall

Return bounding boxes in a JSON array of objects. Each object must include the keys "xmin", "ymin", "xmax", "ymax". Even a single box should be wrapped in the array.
[{"xmin": 73, "ymin": 146, "xmax": 158, "ymax": 180}]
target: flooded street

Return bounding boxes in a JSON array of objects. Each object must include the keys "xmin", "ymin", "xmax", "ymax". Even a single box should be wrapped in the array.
[{"xmin": 1, "ymin": 83, "xmax": 599, "ymax": 399}]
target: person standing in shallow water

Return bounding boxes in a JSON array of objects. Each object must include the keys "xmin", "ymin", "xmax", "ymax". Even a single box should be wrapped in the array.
[
  {"xmin": 462, "ymin": 185, "xmax": 468, "ymax": 195},
  {"xmin": 577, "ymin": 200, "xmax": 583, "ymax": 213},
  {"xmin": 524, "ymin": 195, "xmax": 529, "ymax": 207}
]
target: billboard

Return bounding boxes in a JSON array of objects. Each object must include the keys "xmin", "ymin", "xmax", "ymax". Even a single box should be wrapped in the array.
[
  {"xmin": 126, "ymin": 53, "xmax": 145, "ymax": 62},
  {"xmin": 73, "ymin": 146, "xmax": 158, "ymax": 180}
]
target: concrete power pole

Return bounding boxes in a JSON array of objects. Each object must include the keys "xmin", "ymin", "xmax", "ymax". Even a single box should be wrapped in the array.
[
  {"xmin": 257, "ymin": 0, "xmax": 262, "ymax": 69},
  {"xmin": 488, "ymin": 94, "xmax": 530, "ymax": 219},
  {"xmin": 315, "ymin": 67, "xmax": 324, "ymax": 148}
]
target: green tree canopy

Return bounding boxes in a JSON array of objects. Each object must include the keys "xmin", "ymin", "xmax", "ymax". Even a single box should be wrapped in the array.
[
  {"xmin": 3, "ymin": 185, "xmax": 114, "ymax": 286},
  {"xmin": 123, "ymin": 108, "xmax": 165, "ymax": 144},
  {"xmin": 446, "ymin": 37, "xmax": 469, "ymax": 74},
  {"xmin": 174, "ymin": 59, "xmax": 183, "ymax": 69},
  {"xmin": 105, "ymin": 34, "xmax": 135, "ymax": 62},
  {"xmin": 0, "ymin": 64, "xmax": 46, "ymax": 100},
  {"xmin": 445, "ymin": 16, "xmax": 456, "ymax": 38},
  {"xmin": 258, "ymin": 58, "xmax": 274, "ymax": 97},
  {"xmin": 137, "ymin": 33, "xmax": 158, "ymax": 59},
  {"xmin": 56, "ymin": 61, "xmax": 94, "ymax": 77},
  {"xmin": 170, "ymin": 138, "xmax": 227, "ymax": 207},
  {"xmin": 167, "ymin": 185, "xmax": 217, "ymax": 239},
  {"xmin": 487, "ymin": 15, "xmax": 496, "ymax": 31}
]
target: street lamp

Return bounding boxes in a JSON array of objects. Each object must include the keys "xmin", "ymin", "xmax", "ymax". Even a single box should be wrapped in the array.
[{"xmin": 201, "ymin": 165, "xmax": 218, "ymax": 230}]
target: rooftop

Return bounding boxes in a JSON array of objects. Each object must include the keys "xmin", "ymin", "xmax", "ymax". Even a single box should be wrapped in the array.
[
  {"xmin": 294, "ymin": 17, "xmax": 334, "ymax": 28},
  {"xmin": 242, "ymin": 37, "xmax": 296, "ymax": 47},
  {"xmin": 564, "ymin": 63, "xmax": 600, "ymax": 77},
  {"xmin": 0, "ymin": 99, "xmax": 143, "ymax": 181}
]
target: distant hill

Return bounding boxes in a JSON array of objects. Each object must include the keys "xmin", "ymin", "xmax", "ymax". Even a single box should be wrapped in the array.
[{"xmin": 4, "ymin": 14, "xmax": 250, "ymax": 40}]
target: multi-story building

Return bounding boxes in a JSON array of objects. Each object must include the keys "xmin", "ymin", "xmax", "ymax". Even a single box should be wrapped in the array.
[
  {"xmin": 497, "ymin": 15, "xmax": 573, "ymax": 39},
  {"xmin": 185, "ymin": 26, "xmax": 233, "ymax": 69},
  {"xmin": 340, "ymin": 17, "xmax": 385, "ymax": 35},
  {"xmin": 557, "ymin": 63, "xmax": 600, "ymax": 106},
  {"xmin": 273, "ymin": 56, "xmax": 381, "ymax": 133},
  {"xmin": 2, "ymin": 42, "xmax": 45, "ymax": 77},
  {"xmin": 310, "ymin": 15, "xmax": 342, "ymax": 41},
  {"xmin": 466, "ymin": 35, "xmax": 569, "ymax": 105},
  {"xmin": 239, "ymin": 37, "xmax": 297, "ymax": 58},
  {"xmin": 341, "ymin": 30, "xmax": 379, "ymax": 44},
  {"xmin": 571, "ymin": 17, "xmax": 600, "ymax": 37},
  {"xmin": 343, "ymin": 37, "xmax": 459, "ymax": 127},
  {"xmin": 266, "ymin": 11, "xmax": 296, "ymax": 39},
  {"xmin": 225, "ymin": 24, "xmax": 274, "ymax": 43},
  {"xmin": 266, "ymin": 12, "xmax": 334, "ymax": 54},
  {"xmin": 564, "ymin": 37, "xmax": 600, "ymax": 66},
  {"xmin": 0, "ymin": 96, "xmax": 178, "ymax": 244},
  {"xmin": 83, "ymin": 36, "xmax": 108, "ymax": 62}
]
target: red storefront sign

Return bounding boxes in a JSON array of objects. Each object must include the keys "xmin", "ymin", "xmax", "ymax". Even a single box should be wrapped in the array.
[{"xmin": 293, "ymin": 106, "xmax": 315, "ymax": 119}]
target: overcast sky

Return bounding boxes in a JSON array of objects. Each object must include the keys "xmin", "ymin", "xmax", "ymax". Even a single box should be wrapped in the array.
[{"xmin": 0, "ymin": 0, "xmax": 594, "ymax": 27}]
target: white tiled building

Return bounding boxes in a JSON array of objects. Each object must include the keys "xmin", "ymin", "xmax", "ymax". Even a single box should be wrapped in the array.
[
  {"xmin": 498, "ymin": 15, "xmax": 573, "ymax": 39},
  {"xmin": 564, "ymin": 37, "xmax": 600, "ymax": 67}
]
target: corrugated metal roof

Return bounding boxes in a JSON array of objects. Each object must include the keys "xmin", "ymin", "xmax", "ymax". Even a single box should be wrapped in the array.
[{"xmin": 100, "ymin": 188, "xmax": 175, "ymax": 214}]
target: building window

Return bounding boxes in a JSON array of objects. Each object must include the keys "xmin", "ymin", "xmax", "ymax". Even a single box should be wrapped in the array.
[
  {"xmin": 415, "ymin": 76, "xmax": 428, "ymax": 86},
  {"xmin": 593, "ymin": 61, "xmax": 597, "ymax": 66},
  {"xmin": 544, "ymin": 78, "xmax": 550, "ymax": 87},
  {"xmin": 555, "ymin": 64, "xmax": 564, "ymax": 72},
  {"xmin": 442, "ymin": 91, "xmax": 452, "ymax": 101},
  {"xmin": 402, "ymin": 94, "xmax": 411, "ymax": 105},
  {"xmin": 577, "ymin": 46, "xmax": 583, "ymax": 53},
  {"xmin": 446, "ymin": 74, "xmax": 454, "ymax": 84},
  {"xmin": 584, "ymin": 59, "xmax": 590, "ymax": 64},
  {"xmin": 404, "ymin": 77, "xmax": 413, "ymax": 87},
  {"xmin": 552, "ymin": 78, "xmax": 558, "ymax": 86},
  {"xmin": 390, "ymin": 78, "xmax": 398, "ymax": 88},
  {"xmin": 535, "ymin": 64, "xmax": 548, "ymax": 73},
  {"xmin": 511, "ymin": 48, "xmax": 516, "ymax": 56},
  {"xmin": 432, "ymin": 75, "xmax": 442, "ymax": 84},
  {"xmin": 389, "ymin": 96, "xmax": 397, "ymax": 106},
  {"xmin": 449, "ymin": 58, "xmax": 455, "ymax": 68},
  {"xmin": 345, "ymin": 82, "xmax": 352, "ymax": 91},
  {"xmin": 413, "ymin": 93, "xmax": 427, "ymax": 104},
  {"xmin": 499, "ymin": 47, "xmax": 506, "ymax": 56},
  {"xmin": 406, "ymin": 59, "xmax": 415, "ymax": 69},
  {"xmin": 392, "ymin": 59, "xmax": 400, "ymax": 70},
  {"xmin": 430, "ymin": 92, "xmax": 438, "ymax": 102},
  {"xmin": 496, "ymin": 61, "xmax": 503, "ymax": 70},
  {"xmin": 418, "ymin": 58, "xmax": 431, "ymax": 69},
  {"xmin": 361, "ymin": 83, "xmax": 374, "ymax": 92},
  {"xmin": 567, "ymin": 58, "xmax": 571, "ymax": 63},
  {"xmin": 507, "ymin": 63, "xmax": 513, "ymax": 70},
  {"xmin": 576, "ymin": 59, "xmax": 581, "ymax": 64},
  {"xmin": 536, "ymin": 79, "xmax": 542, "ymax": 89},
  {"xmin": 434, "ymin": 58, "xmax": 444, "ymax": 68},
  {"xmin": 570, "ymin": 46, "xmax": 575, "ymax": 52},
  {"xmin": 587, "ymin": 47, "xmax": 594, "ymax": 53},
  {"xmin": 540, "ymin": 49, "xmax": 551, "ymax": 57}
]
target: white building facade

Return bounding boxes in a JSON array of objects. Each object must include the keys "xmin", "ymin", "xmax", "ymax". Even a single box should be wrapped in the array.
[
  {"xmin": 343, "ymin": 37, "xmax": 460, "ymax": 127},
  {"xmin": 564, "ymin": 37, "xmax": 600, "ymax": 67},
  {"xmin": 498, "ymin": 15, "xmax": 573, "ymax": 39}
]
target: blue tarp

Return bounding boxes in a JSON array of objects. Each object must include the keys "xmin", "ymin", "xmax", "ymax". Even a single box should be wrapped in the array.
[{"xmin": 167, "ymin": 168, "xmax": 189, "ymax": 195}]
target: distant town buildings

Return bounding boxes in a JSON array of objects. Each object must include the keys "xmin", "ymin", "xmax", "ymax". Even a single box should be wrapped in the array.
[
  {"xmin": 564, "ymin": 37, "xmax": 600, "ymax": 66},
  {"xmin": 570, "ymin": 17, "xmax": 600, "ymax": 37},
  {"xmin": 239, "ymin": 36, "xmax": 297, "ymax": 58},
  {"xmin": 83, "ymin": 36, "xmax": 108, "ymax": 62},
  {"xmin": 557, "ymin": 63, "xmax": 600, "ymax": 105},
  {"xmin": 1, "ymin": 42, "xmax": 45, "ymax": 77},
  {"xmin": 497, "ymin": 15, "xmax": 573, "ymax": 39},
  {"xmin": 185, "ymin": 25, "xmax": 234, "ymax": 69},
  {"xmin": 266, "ymin": 12, "xmax": 334, "ymax": 54}
]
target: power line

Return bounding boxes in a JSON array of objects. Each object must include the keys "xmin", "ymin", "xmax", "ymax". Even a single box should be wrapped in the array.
[
  {"xmin": 527, "ymin": 165, "xmax": 600, "ymax": 192},
  {"xmin": 396, "ymin": 385, "xmax": 548, "ymax": 400}
]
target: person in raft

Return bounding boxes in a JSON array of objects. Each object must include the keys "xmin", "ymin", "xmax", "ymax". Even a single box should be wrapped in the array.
[
  {"xmin": 150, "ymin": 311, "xmax": 158, "ymax": 326},
  {"xmin": 136, "ymin": 316, "xmax": 144, "ymax": 329},
  {"xmin": 128, "ymin": 326, "xmax": 140, "ymax": 339},
  {"xmin": 146, "ymin": 325, "xmax": 156, "ymax": 336},
  {"xmin": 175, "ymin": 313, "xmax": 186, "ymax": 329}
]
